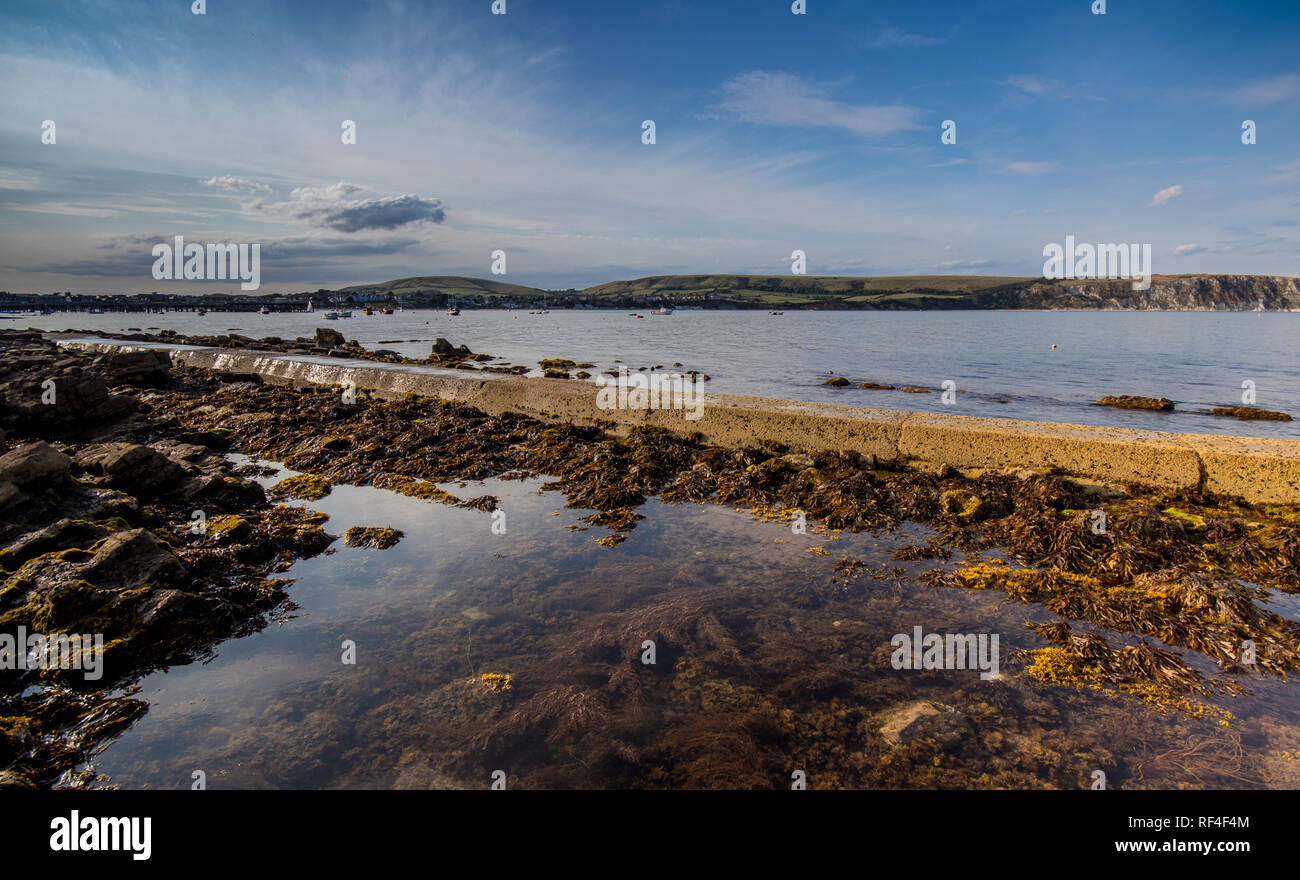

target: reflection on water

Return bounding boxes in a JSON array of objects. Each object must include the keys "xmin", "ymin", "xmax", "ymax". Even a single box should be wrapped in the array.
[{"xmin": 85, "ymin": 459, "xmax": 1300, "ymax": 789}]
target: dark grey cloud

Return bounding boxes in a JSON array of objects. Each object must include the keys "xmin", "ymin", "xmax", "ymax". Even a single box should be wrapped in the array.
[
  {"xmin": 305, "ymin": 194, "xmax": 446, "ymax": 232},
  {"xmin": 15, "ymin": 233, "xmax": 422, "ymax": 278}
]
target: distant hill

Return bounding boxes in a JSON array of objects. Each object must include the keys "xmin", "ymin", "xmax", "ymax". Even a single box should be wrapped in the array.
[
  {"xmin": 579, "ymin": 273, "xmax": 1300, "ymax": 310},
  {"xmin": 339, "ymin": 275, "xmax": 546, "ymax": 300},
  {"xmin": 331, "ymin": 273, "xmax": 1300, "ymax": 310},
  {"xmin": 580, "ymin": 274, "xmax": 1031, "ymax": 308}
]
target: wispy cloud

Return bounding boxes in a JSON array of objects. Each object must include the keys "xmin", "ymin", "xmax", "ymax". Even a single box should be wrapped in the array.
[
  {"xmin": 863, "ymin": 26, "xmax": 950, "ymax": 49},
  {"xmin": 1004, "ymin": 160, "xmax": 1061, "ymax": 175},
  {"xmin": 934, "ymin": 258, "xmax": 992, "ymax": 270},
  {"xmin": 1000, "ymin": 74, "xmax": 1058, "ymax": 97},
  {"xmin": 716, "ymin": 71, "xmax": 921, "ymax": 136},
  {"xmin": 1232, "ymin": 73, "xmax": 1300, "ymax": 104},
  {"xmin": 1173, "ymin": 243, "xmax": 1205, "ymax": 256},
  {"xmin": 1151, "ymin": 184, "xmax": 1184, "ymax": 206},
  {"xmin": 1266, "ymin": 159, "xmax": 1300, "ymax": 184}
]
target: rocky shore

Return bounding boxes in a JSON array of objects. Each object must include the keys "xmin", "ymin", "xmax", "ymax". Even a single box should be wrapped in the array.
[
  {"xmin": 4, "ymin": 327, "xmax": 1299, "ymax": 788},
  {"xmin": 0, "ymin": 330, "xmax": 334, "ymax": 789}
]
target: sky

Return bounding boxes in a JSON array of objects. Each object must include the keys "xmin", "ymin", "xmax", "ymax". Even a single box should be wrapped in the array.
[{"xmin": 0, "ymin": 0, "xmax": 1297, "ymax": 294}]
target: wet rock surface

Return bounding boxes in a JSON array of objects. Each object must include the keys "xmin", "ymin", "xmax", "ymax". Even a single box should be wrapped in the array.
[
  {"xmin": 0, "ymin": 329, "xmax": 337, "ymax": 789},
  {"xmin": 1096, "ymin": 395, "xmax": 1175, "ymax": 411},
  {"xmin": 1210, "ymin": 406, "xmax": 1292, "ymax": 421}
]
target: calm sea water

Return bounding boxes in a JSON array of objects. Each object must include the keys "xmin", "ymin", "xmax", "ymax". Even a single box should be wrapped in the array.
[
  {"xmin": 11, "ymin": 309, "xmax": 1299, "ymax": 437},
  {"xmin": 87, "ymin": 459, "xmax": 1300, "ymax": 789}
]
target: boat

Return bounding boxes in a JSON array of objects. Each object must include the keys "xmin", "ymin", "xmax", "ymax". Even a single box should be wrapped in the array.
[
  {"xmin": 446, "ymin": 306, "xmax": 460, "ymax": 316},
  {"xmin": 650, "ymin": 306, "xmax": 674, "ymax": 316},
  {"xmin": 88, "ymin": 308, "xmax": 105, "ymax": 314},
  {"xmin": 769, "ymin": 310, "xmax": 783, "ymax": 315},
  {"xmin": 379, "ymin": 307, "xmax": 394, "ymax": 315},
  {"xmin": 197, "ymin": 308, "xmax": 207, "ymax": 316},
  {"xmin": 306, "ymin": 300, "xmax": 314, "ymax": 313},
  {"xmin": 258, "ymin": 306, "xmax": 269, "ymax": 315},
  {"xmin": 337, "ymin": 310, "xmax": 352, "ymax": 318},
  {"xmin": 363, "ymin": 307, "xmax": 373, "ymax": 316},
  {"xmin": 324, "ymin": 312, "xmax": 340, "ymax": 320}
]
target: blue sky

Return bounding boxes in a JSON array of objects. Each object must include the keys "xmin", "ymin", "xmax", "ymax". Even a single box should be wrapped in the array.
[{"xmin": 1, "ymin": 0, "xmax": 1297, "ymax": 293}]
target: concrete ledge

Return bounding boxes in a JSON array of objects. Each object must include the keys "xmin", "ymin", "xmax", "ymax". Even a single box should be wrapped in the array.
[{"xmin": 58, "ymin": 340, "xmax": 1300, "ymax": 505}]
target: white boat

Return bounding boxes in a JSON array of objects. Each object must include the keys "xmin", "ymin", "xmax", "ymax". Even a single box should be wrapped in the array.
[
  {"xmin": 650, "ymin": 306, "xmax": 673, "ymax": 315},
  {"xmin": 306, "ymin": 300, "xmax": 314, "ymax": 313},
  {"xmin": 324, "ymin": 311, "xmax": 340, "ymax": 320},
  {"xmin": 258, "ymin": 306, "xmax": 269, "ymax": 315},
  {"xmin": 337, "ymin": 310, "xmax": 352, "ymax": 318}
]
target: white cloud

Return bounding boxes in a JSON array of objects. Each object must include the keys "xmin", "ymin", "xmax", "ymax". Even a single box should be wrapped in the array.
[
  {"xmin": 201, "ymin": 175, "xmax": 270, "ymax": 194},
  {"xmin": 255, "ymin": 183, "xmax": 446, "ymax": 232},
  {"xmin": 1000, "ymin": 75, "xmax": 1057, "ymax": 96},
  {"xmin": 716, "ymin": 71, "xmax": 921, "ymax": 136},
  {"xmin": 1150, "ymin": 184, "xmax": 1184, "ymax": 206},
  {"xmin": 864, "ymin": 26, "xmax": 949, "ymax": 49},
  {"xmin": 1173, "ymin": 243, "xmax": 1205, "ymax": 256},
  {"xmin": 1232, "ymin": 73, "xmax": 1300, "ymax": 104},
  {"xmin": 1004, "ymin": 160, "xmax": 1061, "ymax": 175}
]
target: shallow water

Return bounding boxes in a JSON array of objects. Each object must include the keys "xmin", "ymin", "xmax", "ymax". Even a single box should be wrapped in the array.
[
  {"xmin": 13, "ymin": 309, "xmax": 1300, "ymax": 438},
  {"xmin": 87, "ymin": 458, "xmax": 1300, "ymax": 789}
]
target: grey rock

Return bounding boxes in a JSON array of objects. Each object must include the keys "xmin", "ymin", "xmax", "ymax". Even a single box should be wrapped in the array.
[
  {"xmin": 74, "ymin": 443, "xmax": 186, "ymax": 496},
  {"xmin": 0, "ymin": 441, "xmax": 71, "ymax": 487}
]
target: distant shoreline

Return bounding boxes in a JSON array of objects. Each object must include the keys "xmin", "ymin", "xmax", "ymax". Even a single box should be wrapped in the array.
[{"xmin": 3, "ymin": 272, "xmax": 1297, "ymax": 312}]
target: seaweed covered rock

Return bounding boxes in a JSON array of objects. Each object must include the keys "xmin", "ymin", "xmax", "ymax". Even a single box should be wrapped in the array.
[
  {"xmin": 1210, "ymin": 406, "xmax": 1292, "ymax": 421},
  {"xmin": 344, "ymin": 526, "xmax": 404, "ymax": 549},
  {"xmin": 0, "ymin": 528, "xmax": 189, "ymax": 636},
  {"xmin": 1096, "ymin": 395, "xmax": 1174, "ymax": 411}
]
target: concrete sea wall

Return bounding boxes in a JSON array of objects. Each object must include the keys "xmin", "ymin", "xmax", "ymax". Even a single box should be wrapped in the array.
[{"xmin": 61, "ymin": 340, "xmax": 1300, "ymax": 504}]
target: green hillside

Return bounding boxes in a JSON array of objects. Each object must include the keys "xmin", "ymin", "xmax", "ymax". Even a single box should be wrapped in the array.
[
  {"xmin": 339, "ymin": 275, "xmax": 547, "ymax": 300},
  {"xmin": 578, "ymin": 273, "xmax": 1033, "ymax": 307}
]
